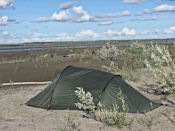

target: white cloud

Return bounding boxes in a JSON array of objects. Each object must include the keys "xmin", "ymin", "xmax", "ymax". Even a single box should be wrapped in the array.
[
  {"xmin": 34, "ymin": 17, "xmax": 51, "ymax": 22},
  {"xmin": 130, "ymin": 16, "xmax": 158, "ymax": 22},
  {"xmin": 32, "ymin": 37, "xmax": 40, "ymax": 41},
  {"xmin": 135, "ymin": 4, "xmax": 175, "ymax": 16},
  {"xmin": 23, "ymin": 38, "xmax": 30, "ymax": 43},
  {"xmin": 138, "ymin": 4, "xmax": 175, "ymax": 15},
  {"xmin": 0, "ymin": 16, "xmax": 8, "ymax": 25},
  {"xmin": 2, "ymin": 31, "xmax": 9, "ymax": 35},
  {"xmin": 122, "ymin": 0, "xmax": 144, "ymax": 4},
  {"xmin": 0, "ymin": 0, "xmax": 13, "ymax": 8},
  {"xmin": 106, "ymin": 11, "xmax": 130, "ymax": 17},
  {"xmin": 144, "ymin": 17, "xmax": 158, "ymax": 21},
  {"xmin": 56, "ymin": 33, "xmax": 69, "ymax": 37},
  {"xmin": 0, "ymin": 16, "xmax": 22, "ymax": 25},
  {"xmin": 104, "ymin": 28, "xmax": 136, "ymax": 36},
  {"xmin": 153, "ymin": 4, "xmax": 175, "ymax": 12},
  {"xmin": 143, "ymin": 9, "xmax": 153, "ymax": 14},
  {"xmin": 73, "ymin": 6, "xmax": 86, "ymax": 15},
  {"xmin": 116, "ymin": 11, "xmax": 131, "ymax": 16},
  {"xmin": 1, "ymin": 30, "xmax": 100, "ymax": 43},
  {"xmin": 60, "ymin": 1, "xmax": 75, "ymax": 10},
  {"xmin": 8, "ymin": 19, "xmax": 22, "ymax": 24},
  {"xmin": 75, "ymin": 30, "xmax": 99, "ymax": 38},
  {"xmin": 73, "ymin": 6, "xmax": 91, "ymax": 22},
  {"xmin": 56, "ymin": 30, "xmax": 100, "ymax": 40},
  {"xmin": 121, "ymin": 28, "xmax": 136, "ymax": 35},
  {"xmin": 104, "ymin": 29, "xmax": 118, "ymax": 36},
  {"xmin": 164, "ymin": 26, "xmax": 175, "ymax": 34},
  {"xmin": 95, "ymin": 10, "xmax": 130, "ymax": 18},
  {"xmin": 134, "ymin": 12, "xmax": 143, "ymax": 16},
  {"xmin": 34, "ymin": 4, "xmax": 130, "ymax": 25},
  {"xmin": 51, "ymin": 11, "xmax": 72, "ymax": 21},
  {"xmin": 154, "ymin": 29, "xmax": 160, "ymax": 34},
  {"xmin": 34, "ymin": 10, "xmax": 72, "ymax": 22},
  {"xmin": 140, "ymin": 30, "xmax": 151, "ymax": 35},
  {"xmin": 98, "ymin": 21, "xmax": 114, "ymax": 25},
  {"xmin": 56, "ymin": 33, "xmax": 75, "ymax": 40},
  {"xmin": 1, "ymin": 27, "xmax": 174, "ymax": 44}
]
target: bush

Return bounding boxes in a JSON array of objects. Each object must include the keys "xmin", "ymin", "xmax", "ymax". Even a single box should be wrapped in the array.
[
  {"xmin": 74, "ymin": 87, "xmax": 95, "ymax": 113},
  {"xmin": 103, "ymin": 61, "xmax": 140, "ymax": 81},
  {"xmin": 123, "ymin": 43, "xmax": 147, "ymax": 69},
  {"xmin": 96, "ymin": 43, "xmax": 120, "ymax": 61},
  {"xmin": 144, "ymin": 44, "xmax": 175, "ymax": 94},
  {"xmin": 74, "ymin": 87, "xmax": 129, "ymax": 128},
  {"xmin": 75, "ymin": 49, "xmax": 92, "ymax": 59},
  {"xmin": 126, "ymin": 42, "xmax": 146, "ymax": 55}
]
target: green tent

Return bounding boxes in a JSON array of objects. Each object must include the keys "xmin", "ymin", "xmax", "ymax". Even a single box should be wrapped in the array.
[{"xmin": 26, "ymin": 65, "xmax": 161, "ymax": 113}]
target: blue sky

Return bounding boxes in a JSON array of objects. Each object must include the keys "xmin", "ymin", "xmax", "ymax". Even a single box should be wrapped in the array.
[{"xmin": 0, "ymin": 0, "xmax": 175, "ymax": 44}]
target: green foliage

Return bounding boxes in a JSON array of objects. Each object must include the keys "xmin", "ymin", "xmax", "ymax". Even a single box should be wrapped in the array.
[
  {"xmin": 74, "ymin": 87, "xmax": 95, "ymax": 113},
  {"xmin": 96, "ymin": 89, "xmax": 128, "ymax": 128},
  {"xmin": 74, "ymin": 87, "xmax": 129, "ymax": 128},
  {"xmin": 103, "ymin": 61, "xmax": 140, "ymax": 81},
  {"xmin": 137, "ymin": 114, "xmax": 155, "ymax": 128},
  {"xmin": 123, "ymin": 42, "xmax": 147, "ymax": 69},
  {"xmin": 10, "ymin": 80, "xmax": 14, "ymax": 88},
  {"xmin": 144, "ymin": 44, "xmax": 175, "ymax": 94},
  {"xmin": 102, "ymin": 43, "xmax": 175, "ymax": 88},
  {"xmin": 127, "ymin": 42, "xmax": 146, "ymax": 55},
  {"xmin": 58, "ymin": 112, "xmax": 81, "ymax": 131},
  {"xmin": 34, "ymin": 54, "xmax": 62, "ymax": 63},
  {"xmin": 96, "ymin": 43, "xmax": 121, "ymax": 61},
  {"xmin": 75, "ymin": 49, "xmax": 93, "ymax": 60},
  {"xmin": 82, "ymin": 49, "xmax": 92, "ymax": 56}
]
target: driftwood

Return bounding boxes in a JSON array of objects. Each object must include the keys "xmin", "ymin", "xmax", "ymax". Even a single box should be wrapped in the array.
[{"xmin": 1, "ymin": 81, "xmax": 51, "ymax": 86}]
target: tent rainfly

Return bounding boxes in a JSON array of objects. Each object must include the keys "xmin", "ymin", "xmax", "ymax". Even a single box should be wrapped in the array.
[{"xmin": 26, "ymin": 66, "xmax": 161, "ymax": 113}]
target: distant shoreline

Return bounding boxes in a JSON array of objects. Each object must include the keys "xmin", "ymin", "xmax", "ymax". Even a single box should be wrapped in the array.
[
  {"xmin": 0, "ymin": 38, "xmax": 175, "ymax": 46},
  {"xmin": 0, "ymin": 38, "xmax": 175, "ymax": 53}
]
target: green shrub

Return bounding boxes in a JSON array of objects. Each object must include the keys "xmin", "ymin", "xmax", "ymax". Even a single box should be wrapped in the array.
[
  {"xmin": 103, "ymin": 61, "xmax": 140, "ymax": 81},
  {"xmin": 58, "ymin": 112, "xmax": 81, "ymax": 131},
  {"xmin": 75, "ymin": 49, "xmax": 93, "ymax": 60},
  {"xmin": 96, "ymin": 43, "xmax": 120, "ymax": 61},
  {"xmin": 126, "ymin": 42, "xmax": 146, "ymax": 55},
  {"xmin": 74, "ymin": 87, "xmax": 95, "ymax": 113},
  {"xmin": 144, "ymin": 44, "xmax": 175, "ymax": 94},
  {"xmin": 123, "ymin": 43, "xmax": 147, "ymax": 69},
  {"xmin": 74, "ymin": 87, "xmax": 129, "ymax": 128}
]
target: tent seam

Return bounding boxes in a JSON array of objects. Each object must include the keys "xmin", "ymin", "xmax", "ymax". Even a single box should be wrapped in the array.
[{"xmin": 96, "ymin": 75, "xmax": 121, "ymax": 107}]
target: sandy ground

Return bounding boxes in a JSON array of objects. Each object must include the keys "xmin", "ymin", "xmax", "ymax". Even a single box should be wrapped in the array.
[
  {"xmin": 1, "ymin": 44, "xmax": 175, "ymax": 131},
  {"xmin": 0, "ymin": 80, "xmax": 175, "ymax": 131}
]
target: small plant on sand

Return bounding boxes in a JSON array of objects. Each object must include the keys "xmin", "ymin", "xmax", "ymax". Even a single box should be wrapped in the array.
[
  {"xmin": 103, "ymin": 61, "xmax": 140, "ymax": 81},
  {"xmin": 82, "ymin": 49, "xmax": 92, "ymax": 56},
  {"xmin": 96, "ymin": 43, "xmax": 120, "ymax": 61},
  {"xmin": 127, "ymin": 42, "xmax": 146, "ymax": 55},
  {"xmin": 58, "ymin": 112, "xmax": 81, "ymax": 131},
  {"xmin": 123, "ymin": 42, "xmax": 147, "ymax": 69},
  {"xmin": 74, "ymin": 87, "xmax": 129, "ymax": 128},
  {"xmin": 144, "ymin": 44, "xmax": 175, "ymax": 94},
  {"xmin": 102, "ymin": 61, "xmax": 119, "ymax": 73},
  {"xmin": 10, "ymin": 80, "xmax": 14, "ymax": 88},
  {"xmin": 76, "ymin": 49, "xmax": 93, "ymax": 60},
  {"xmin": 74, "ymin": 87, "xmax": 96, "ymax": 114},
  {"xmin": 137, "ymin": 114, "xmax": 155, "ymax": 128}
]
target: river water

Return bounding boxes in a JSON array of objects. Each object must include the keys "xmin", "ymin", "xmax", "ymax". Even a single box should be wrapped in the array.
[{"xmin": 0, "ymin": 39, "xmax": 175, "ymax": 53}]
